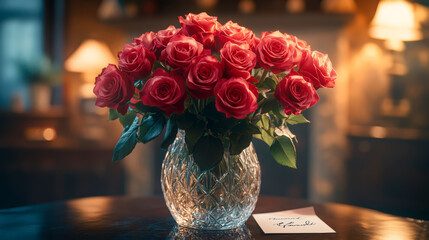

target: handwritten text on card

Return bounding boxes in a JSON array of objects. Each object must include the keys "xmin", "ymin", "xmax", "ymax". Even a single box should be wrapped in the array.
[{"xmin": 252, "ymin": 207, "xmax": 335, "ymax": 234}]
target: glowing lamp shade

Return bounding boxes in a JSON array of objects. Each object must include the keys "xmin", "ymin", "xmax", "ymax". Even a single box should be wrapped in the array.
[
  {"xmin": 65, "ymin": 39, "xmax": 116, "ymax": 75},
  {"xmin": 369, "ymin": 0, "xmax": 422, "ymax": 42}
]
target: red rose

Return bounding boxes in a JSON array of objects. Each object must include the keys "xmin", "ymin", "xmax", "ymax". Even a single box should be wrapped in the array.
[
  {"xmin": 161, "ymin": 35, "xmax": 204, "ymax": 70},
  {"xmin": 153, "ymin": 25, "xmax": 181, "ymax": 58},
  {"xmin": 179, "ymin": 12, "xmax": 220, "ymax": 49},
  {"xmin": 274, "ymin": 71, "xmax": 319, "ymax": 115},
  {"xmin": 118, "ymin": 43, "xmax": 155, "ymax": 80},
  {"xmin": 285, "ymin": 33, "xmax": 310, "ymax": 63},
  {"xmin": 93, "ymin": 64, "xmax": 134, "ymax": 115},
  {"xmin": 186, "ymin": 55, "xmax": 223, "ymax": 99},
  {"xmin": 298, "ymin": 51, "xmax": 337, "ymax": 89},
  {"xmin": 220, "ymin": 42, "xmax": 256, "ymax": 80},
  {"xmin": 140, "ymin": 69, "xmax": 187, "ymax": 116},
  {"xmin": 133, "ymin": 31, "xmax": 157, "ymax": 53},
  {"xmin": 214, "ymin": 77, "xmax": 258, "ymax": 119},
  {"xmin": 256, "ymin": 31, "xmax": 301, "ymax": 73},
  {"xmin": 216, "ymin": 21, "xmax": 257, "ymax": 50},
  {"xmin": 288, "ymin": 34, "xmax": 310, "ymax": 53}
]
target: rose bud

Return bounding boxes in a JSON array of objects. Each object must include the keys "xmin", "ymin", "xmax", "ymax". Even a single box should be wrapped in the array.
[
  {"xmin": 93, "ymin": 64, "xmax": 134, "ymax": 115},
  {"xmin": 118, "ymin": 43, "xmax": 156, "ymax": 80},
  {"xmin": 160, "ymin": 35, "xmax": 204, "ymax": 70},
  {"xmin": 274, "ymin": 71, "xmax": 319, "ymax": 115},
  {"xmin": 215, "ymin": 21, "xmax": 257, "ymax": 50},
  {"xmin": 214, "ymin": 77, "xmax": 258, "ymax": 119},
  {"xmin": 298, "ymin": 51, "xmax": 337, "ymax": 89},
  {"xmin": 256, "ymin": 31, "xmax": 301, "ymax": 73},
  {"xmin": 186, "ymin": 55, "xmax": 223, "ymax": 99},
  {"xmin": 179, "ymin": 12, "xmax": 220, "ymax": 49},
  {"xmin": 220, "ymin": 42, "xmax": 256, "ymax": 80},
  {"xmin": 140, "ymin": 68, "xmax": 187, "ymax": 116}
]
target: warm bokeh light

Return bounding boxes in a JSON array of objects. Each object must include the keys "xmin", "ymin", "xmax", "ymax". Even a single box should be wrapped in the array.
[
  {"xmin": 196, "ymin": 0, "xmax": 218, "ymax": 10},
  {"xmin": 370, "ymin": 126, "xmax": 387, "ymax": 139},
  {"xmin": 369, "ymin": 0, "xmax": 422, "ymax": 43},
  {"xmin": 25, "ymin": 127, "xmax": 57, "ymax": 141},
  {"xmin": 42, "ymin": 127, "xmax": 56, "ymax": 141},
  {"xmin": 65, "ymin": 39, "xmax": 116, "ymax": 82}
]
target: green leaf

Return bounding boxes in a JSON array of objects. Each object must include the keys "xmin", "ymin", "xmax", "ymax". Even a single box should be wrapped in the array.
[
  {"xmin": 232, "ymin": 120, "xmax": 260, "ymax": 134},
  {"xmin": 254, "ymin": 115, "xmax": 275, "ymax": 146},
  {"xmin": 175, "ymin": 111, "xmax": 197, "ymax": 130},
  {"xmin": 132, "ymin": 102, "xmax": 160, "ymax": 113},
  {"xmin": 260, "ymin": 114, "xmax": 271, "ymax": 130},
  {"xmin": 192, "ymin": 135, "xmax": 224, "ymax": 171},
  {"xmin": 269, "ymin": 135, "xmax": 297, "ymax": 168},
  {"xmin": 161, "ymin": 117, "xmax": 178, "ymax": 150},
  {"xmin": 108, "ymin": 109, "xmax": 120, "ymax": 121},
  {"xmin": 254, "ymin": 128, "xmax": 275, "ymax": 146},
  {"xmin": 138, "ymin": 113, "xmax": 166, "ymax": 143},
  {"xmin": 272, "ymin": 102, "xmax": 287, "ymax": 119},
  {"xmin": 247, "ymin": 123, "xmax": 261, "ymax": 135},
  {"xmin": 201, "ymin": 102, "xmax": 224, "ymax": 120},
  {"xmin": 229, "ymin": 131, "xmax": 252, "ymax": 155},
  {"xmin": 228, "ymin": 121, "xmax": 258, "ymax": 155},
  {"xmin": 112, "ymin": 117, "xmax": 139, "ymax": 162},
  {"xmin": 185, "ymin": 119, "xmax": 206, "ymax": 152},
  {"xmin": 251, "ymin": 114, "xmax": 262, "ymax": 125},
  {"xmin": 119, "ymin": 111, "xmax": 137, "ymax": 128},
  {"xmin": 286, "ymin": 114, "xmax": 310, "ymax": 125},
  {"xmin": 260, "ymin": 97, "xmax": 277, "ymax": 114},
  {"xmin": 260, "ymin": 77, "xmax": 276, "ymax": 91},
  {"xmin": 202, "ymin": 103, "xmax": 238, "ymax": 133}
]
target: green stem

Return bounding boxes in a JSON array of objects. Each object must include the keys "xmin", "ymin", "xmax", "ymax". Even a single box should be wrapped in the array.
[
  {"xmin": 271, "ymin": 72, "xmax": 280, "ymax": 83},
  {"xmin": 253, "ymin": 68, "xmax": 260, "ymax": 78},
  {"xmin": 202, "ymin": 98, "xmax": 208, "ymax": 110},
  {"xmin": 200, "ymin": 99, "xmax": 204, "ymax": 112},
  {"xmin": 251, "ymin": 98, "xmax": 266, "ymax": 120},
  {"xmin": 192, "ymin": 98, "xmax": 199, "ymax": 114},
  {"xmin": 159, "ymin": 62, "xmax": 166, "ymax": 69},
  {"xmin": 261, "ymin": 69, "xmax": 269, "ymax": 81}
]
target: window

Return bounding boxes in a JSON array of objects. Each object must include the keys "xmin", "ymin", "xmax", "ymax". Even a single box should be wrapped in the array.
[{"xmin": 0, "ymin": 0, "xmax": 44, "ymax": 109}]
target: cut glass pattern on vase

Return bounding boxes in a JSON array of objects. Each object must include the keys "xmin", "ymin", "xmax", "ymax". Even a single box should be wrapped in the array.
[{"xmin": 161, "ymin": 130, "xmax": 261, "ymax": 230}]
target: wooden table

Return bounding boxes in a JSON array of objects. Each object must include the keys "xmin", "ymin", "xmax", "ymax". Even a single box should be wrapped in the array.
[{"xmin": 0, "ymin": 196, "xmax": 427, "ymax": 239}]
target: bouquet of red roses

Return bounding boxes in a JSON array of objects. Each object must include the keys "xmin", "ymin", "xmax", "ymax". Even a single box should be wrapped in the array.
[{"xmin": 93, "ymin": 12, "xmax": 337, "ymax": 171}]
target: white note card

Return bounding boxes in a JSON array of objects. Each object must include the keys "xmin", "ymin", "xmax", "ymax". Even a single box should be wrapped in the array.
[{"xmin": 252, "ymin": 206, "xmax": 336, "ymax": 234}]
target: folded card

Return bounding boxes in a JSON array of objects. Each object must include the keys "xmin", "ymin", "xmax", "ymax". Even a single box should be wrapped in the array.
[{"xmin": 252, "ymin": 206, "xmax": 336, "ymax": 234}]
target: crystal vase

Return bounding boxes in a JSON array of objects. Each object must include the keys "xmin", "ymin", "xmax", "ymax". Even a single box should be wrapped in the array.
[{"xmin": 161, "ymin": 130, "xmax": 261, "ymax": 230}]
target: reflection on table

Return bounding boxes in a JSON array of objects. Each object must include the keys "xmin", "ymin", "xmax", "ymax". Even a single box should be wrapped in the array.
[{"xmin": 0, "ymin": 196, "xmax": 427, "ymax": 240}]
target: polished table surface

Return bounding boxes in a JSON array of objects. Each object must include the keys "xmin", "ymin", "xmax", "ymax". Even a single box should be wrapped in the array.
[{"xmin": 0, "ymin": 196, "xmax": 427, "ymax": 240}]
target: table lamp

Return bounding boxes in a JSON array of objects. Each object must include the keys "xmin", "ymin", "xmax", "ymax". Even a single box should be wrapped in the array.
[
  {"xmin": 369, "ymin": 0, "xmax": 422, "ymax": 51},
  {"xmin": 65, "ymin": 39, "xmax": 117, "ymax": 99},
  {"xmin": 368, "ymin": 0, "xmax": 422, "ymax": 117},
  {"xmin": 65, "ymin": 39, "xmax": 117, "ymax": 140}
]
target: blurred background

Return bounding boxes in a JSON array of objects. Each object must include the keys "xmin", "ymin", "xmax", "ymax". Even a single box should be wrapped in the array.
[{"xmin": 0, "ymin": 0, "xmax": 428, "ymax": 220}]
